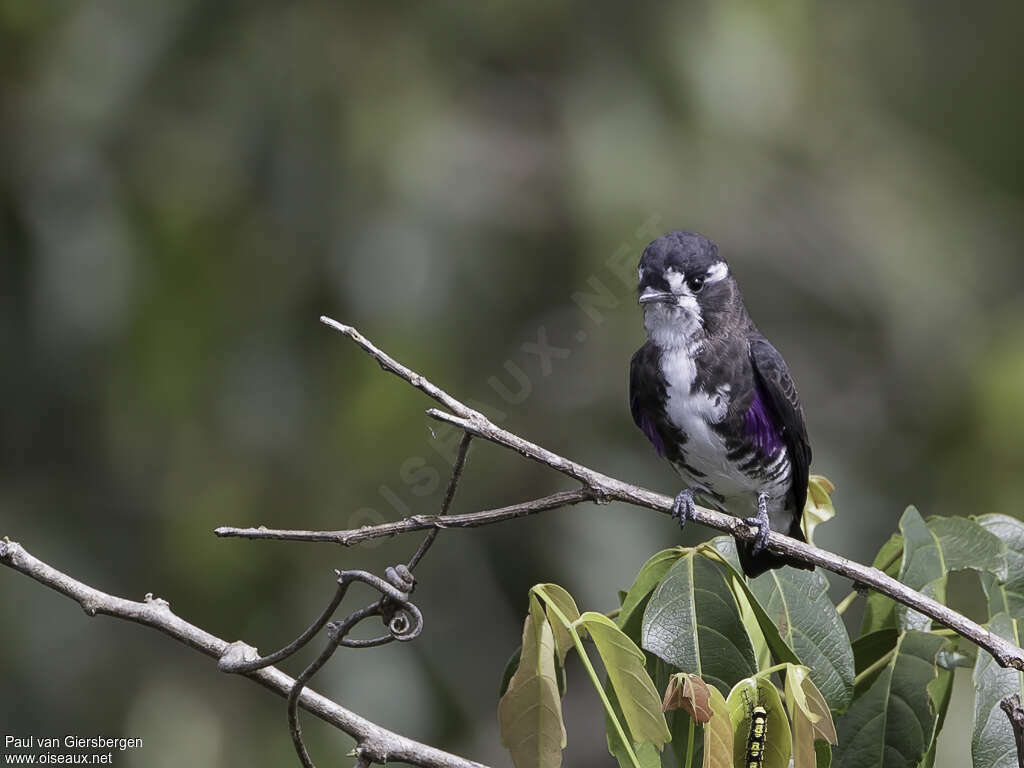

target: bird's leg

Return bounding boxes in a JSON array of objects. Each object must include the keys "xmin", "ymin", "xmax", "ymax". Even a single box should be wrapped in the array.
[
  {"xmin": 743, "ymin": 493, "xmax": 772, "ymax": 555},
  {"xmin": 671, "ymin": 488, "xmax": 700, "ymax": 529}
]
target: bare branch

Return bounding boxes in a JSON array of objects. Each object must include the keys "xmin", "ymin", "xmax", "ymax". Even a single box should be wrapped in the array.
[
  {"xmin": 9, "ymin": 315, "xmax": 1024, "ymax": 768},
  {"xmin": 312, "ymin": 316, "xmax": 1024, "ymax": 672},
  {"xmin": 0, "ymin": 539, "xmax": 488, "ymax": 768},
  {"xmin": 217, "ymin": 579, "xmax": 349, "ymax": 673},
  {"xmin": 318, "ymin": 317, "xmax": 480, "ymax": 421},
  {"xmin": 1003, "ymin": 694, "xmax": 1024, "ymax": 768},
  {"xmin": 215, "ymin": 489, "xmax": 594, "ymax": 545}
]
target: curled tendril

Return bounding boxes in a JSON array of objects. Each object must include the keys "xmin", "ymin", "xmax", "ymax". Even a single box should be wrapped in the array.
[
  {"xmin": 284, "ymin": 564, "xmax": 428, "ymax": 768},
  {"xmin": 386, "ymin": 564, "xmax": 415, "ymax": 592},
  {"xmin": 328, "ymin": 566, "xmax": 424, "ymax": 648},
  {"xmin": 388, "ymin": 604, "xmax": 423, "ymax": 642},
  {"xmin": 220, "ymin": 563, "xmax": 424, "ymax": 674}
]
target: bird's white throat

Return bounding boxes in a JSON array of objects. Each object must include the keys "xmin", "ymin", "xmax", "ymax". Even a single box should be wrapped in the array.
[{"xmin": 643, "ymin": 299, "xmax": 704, "ymax": 350}]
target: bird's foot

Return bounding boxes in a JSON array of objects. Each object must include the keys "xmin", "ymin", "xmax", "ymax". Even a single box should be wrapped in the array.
[
  {"xmin": 743, "ymin": 493, "xmax": 772, "ymax": 555},
  {"xmin": 671, "ymin": 488, "xmax": 698, "ymax": 529}
]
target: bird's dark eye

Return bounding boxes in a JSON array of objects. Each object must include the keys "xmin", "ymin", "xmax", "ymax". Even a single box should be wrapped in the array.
[{"xmin": 687, "ymin": 275, "xmax": 706, "ymax": 293}]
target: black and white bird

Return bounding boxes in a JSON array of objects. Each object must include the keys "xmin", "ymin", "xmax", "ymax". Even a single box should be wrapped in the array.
[{"xmin": 629, "ymin": 231, "xmax": 813, "ymax": 577}]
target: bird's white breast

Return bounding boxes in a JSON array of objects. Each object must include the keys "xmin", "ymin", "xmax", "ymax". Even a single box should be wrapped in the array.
[
  {"xmin": 661, "ymin": 345, "xmax": 728, "ymax": 440},
  {"xmin": 660, "ymin": 345, "xmax": 756, "ymax": 499}
]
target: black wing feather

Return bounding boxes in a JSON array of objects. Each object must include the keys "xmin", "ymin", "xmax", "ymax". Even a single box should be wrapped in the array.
[
  {"xmin": 628, "ymin": 348, "xmax": 646, "ymax": 428},
  {"xmin": 748, "ymin": 336, "xmax": 812, "ymax": 522},
  {"xmin": 629, "ymin": 343, "xmax": 668, "ymax": 458}
]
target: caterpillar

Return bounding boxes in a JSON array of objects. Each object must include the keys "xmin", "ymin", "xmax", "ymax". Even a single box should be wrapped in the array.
[{"xmin": 745, "ymin": 703, "xmax": 768, "ymax": 768}]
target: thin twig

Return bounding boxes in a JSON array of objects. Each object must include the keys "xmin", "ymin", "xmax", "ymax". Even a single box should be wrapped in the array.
[
  {"xmin": 215, "ymin": 489, "xmax": 593, "ymax": 545},
  {"xmin": 284, "ymin": 566, "xmax": 423, "ymax": 767},
  {"xmin": 311, "ymin": 317, "xmax": 1024, "ymax": 672},
  {"xmin": 318, "ymin": 316, "xmax": 480, "ymax": 421},
  {"xmin": 0, "ymin": 539, "xmax": 487, "ymax": 768},
  {"xmin": 223, "ymin": 435, "xmax": 475, "ymax": 766},
  {"xmin": 288, "ymin": 611, "xmax": 373, "ymax": 768},
  {"xmin": 219, "ymin": 580, "xmax": 349, "ymax": 673},
  {"xmin": 409, "ymin": 432, "xmax": 472, "ymax": 570}
]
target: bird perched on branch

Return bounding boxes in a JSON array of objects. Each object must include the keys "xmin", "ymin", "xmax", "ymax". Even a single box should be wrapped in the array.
[{"xmin": 629, "ymin": 231, "xmax": 813, "ymax": 577}]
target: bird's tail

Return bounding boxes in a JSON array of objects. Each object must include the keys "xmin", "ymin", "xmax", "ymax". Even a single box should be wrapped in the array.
[{"xmin": 736, "ymin": 518, "xmax": 813, "ymax": 579}]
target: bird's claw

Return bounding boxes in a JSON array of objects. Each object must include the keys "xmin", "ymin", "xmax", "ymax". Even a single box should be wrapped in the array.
[
  {"xmin": 671, "ymin": 489, "xmax": 697, "ymax": 529},
  {"xmin": 743, "ymin": 494, "xmax": 772, "ymax": 555}
]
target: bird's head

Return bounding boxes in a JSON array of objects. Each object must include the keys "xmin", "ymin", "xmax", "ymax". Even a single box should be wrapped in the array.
[{"xmin": 637, "ymin": 231, "xmax": 742, "ymax": 348}]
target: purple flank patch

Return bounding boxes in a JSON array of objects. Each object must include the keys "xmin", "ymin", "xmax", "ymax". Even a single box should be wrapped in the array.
[
  {"xmin": 639, "ymin": 411, "xmax": 666, "ymax": 457},
  {"xmin": 744, "ymin": 389, "xmax": 783, "ymax": 457}
]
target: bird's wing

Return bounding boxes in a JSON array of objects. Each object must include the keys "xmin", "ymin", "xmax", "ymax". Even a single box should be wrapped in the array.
[
  {"xmin": 630, "ymin": 344, "xmax": 667, "ymax": 457},
  {"xmin": 749, "ymin": 336, "xmax": 812, "ymax": 516}
]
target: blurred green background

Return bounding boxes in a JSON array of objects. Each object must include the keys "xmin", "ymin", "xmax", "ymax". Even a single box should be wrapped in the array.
[{"xmin": 2, "ymin": 1, "xmax": 1023, "ymax": 766}]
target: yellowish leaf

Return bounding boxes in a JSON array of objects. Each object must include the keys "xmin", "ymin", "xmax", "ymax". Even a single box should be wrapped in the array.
[
  {"xmin": 576, "ymin": 612, "xmax": 671, "ymax": 748},
  {"xmin": 533, "ymin": 583, "xmax": 582, "ymax": 663},
  {"xmin": 498, "ymin": 595, "xmax": 566, "ymax": 768},
  {"xmin": 784, "ymin": 664, "xmax": 837, "ymax": 768},
  {"xmin": 702, "ymin": 684, "xmax": 734, "ymax": 768},
  {"xmin": 802, "ymin": 475, "xmax": 836, "ymax": 545}
]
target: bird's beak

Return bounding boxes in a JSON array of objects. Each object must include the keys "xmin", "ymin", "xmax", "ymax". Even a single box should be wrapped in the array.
[{"xmin": 638, "ymin": 287, "xmax": 676, "ymax": 305}]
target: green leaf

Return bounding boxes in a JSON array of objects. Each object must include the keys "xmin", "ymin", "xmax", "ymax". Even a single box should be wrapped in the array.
[
  {"xmin": 704, "ymin": 539, "xmax": 776, "ymax": 672},
  {"xmin": 976, "ymin": 515, "xmax": 1024, "ymax": 592},
  {"xmin": 803, "ymin": 475, "xmax": 837, "ymax": 546},
  {"xmin": 972, "ymin": 612, "xmax": 1024, "ymax": 768},
  {"xmin": 980, "ymin": 569, "xmax": 1024, "ymax": 622},
  {"xmin": 784, "ymin": 665, "xmax": 838, "ymax": 768},
  {"xmin": 605, "ymin": 681, "xmax": 663, "ymax": 768},
  {"xmin": 702, "ymin": 541, "xmax": 853, "ymax": 713},
  {"xmin": 498, "ymin": 594, "xmax": 567, "ymax": 768},
  {"xmin": 927, "ymin": 516, "xmax": 1007, "ymax": 580},
  {"xmin": 702, "ymin": 683, "xmax": 733, "ymax": 768},
  {"xmin": 816, "ymin": 740, "xmax": 833, "ymax": 768},
  {"xmin": 617, "ymin": 548, "xmax": 687, "ymax": 639},
  {"xmin": 894, "ymin": 508, "xmax": 943, "ymax": 631},
  {"xmin": 976, "ymin": 515, "xmax": 1024, "ymax": 620},
  {"xmin": 727, "ymin": 677, "xmax": 792, "ymax": 768},
  {"xmin": 533, "ymin": 583, "xmax": 582, "ymax": 664},
  {"xmin": 747, "ymin": 567, "xmax": 855, "ymax": 713},
  {"xmin": 861, "ymin": 534, "xmax": 904, "ymax": 635},
  {"xmin": 642, "ymin": 551, "xmax": 758, "ymax": 695},
  {"xmin": 709, "ymin": 536, "xmax": 745, "ymax": 575},
  {"xmin": 532, "ymin": 586, "xmax": 646, "ymax": 768},
  {"xmin": 851, "ymin": 628, "xmax": 898, "ymax": 677},
  {"xmin": 832, "ymin": 631, "xmax": 947, "ymax": 768},
  {"xmin": 895, "ymin": 508, "xmax": 1007, "ymax": 631},
  {"xmin": 577, "ymin": 612, "xmax": 670, "ymax": 749},
  {"xmin": 918, "ymin": 638, "xmax": 956, "ymax": 768}
]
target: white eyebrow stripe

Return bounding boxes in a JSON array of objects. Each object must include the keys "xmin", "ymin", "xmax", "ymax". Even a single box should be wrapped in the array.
[{"xmin": 705, "ymin": 261, "xmax": 729, "ymax": 283}]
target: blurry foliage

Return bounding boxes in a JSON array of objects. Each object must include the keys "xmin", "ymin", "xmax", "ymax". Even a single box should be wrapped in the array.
[{"xmin": 1, "ymin": 1, "xmax": 1022, "ymax": 766}]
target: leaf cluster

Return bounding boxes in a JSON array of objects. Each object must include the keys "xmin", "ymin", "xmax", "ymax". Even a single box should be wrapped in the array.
[{"xmin": 498, "ymin": 480, "xmax": 1024, "ymax": 768}]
